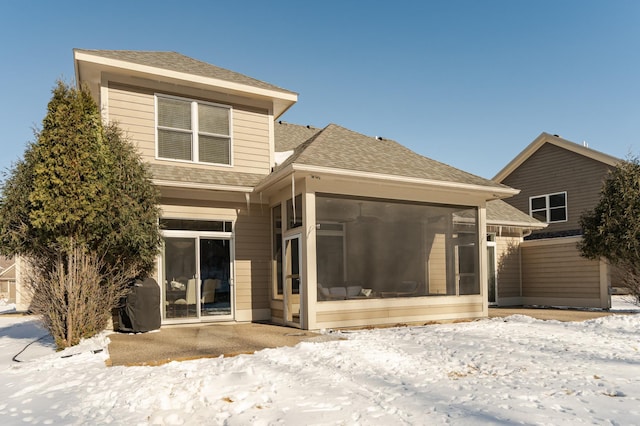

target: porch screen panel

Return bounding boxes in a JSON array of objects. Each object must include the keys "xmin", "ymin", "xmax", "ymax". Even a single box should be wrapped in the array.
[{"xmin": 315, "ymin": 195, "xmax": 480, "ymax": 300}]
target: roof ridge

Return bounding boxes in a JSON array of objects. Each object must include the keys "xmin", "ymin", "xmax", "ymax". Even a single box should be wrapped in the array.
[
  {"xmin": 274, "ymin": 125, "xmax": 329, "ymax": 170},
  {"xmin": 276, "ymin": 120, "xmax": 322, "ymax": 131}
]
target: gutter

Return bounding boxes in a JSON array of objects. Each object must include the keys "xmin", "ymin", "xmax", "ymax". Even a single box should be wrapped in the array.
[
  {"xmin": 255, "ymin": 163, "xmax": 519, "ymax": 198},
  {"xmin": 487, "ymin": 220, "xmax": 548, "ymax": 229}
]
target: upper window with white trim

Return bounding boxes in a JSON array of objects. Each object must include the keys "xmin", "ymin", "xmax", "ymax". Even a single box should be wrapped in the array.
[
  {"xmin": 156, "ymin": 95, "xmax": 232, "ymax": 165},
  {"xmin": 529, "ymin": 191, "xmax": 567, "ymax": 223}
]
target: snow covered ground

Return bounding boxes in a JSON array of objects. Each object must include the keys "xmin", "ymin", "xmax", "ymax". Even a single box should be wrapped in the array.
[{"xmin": 0, "ymin": 297, "xmax": 639, "ymax": 425}]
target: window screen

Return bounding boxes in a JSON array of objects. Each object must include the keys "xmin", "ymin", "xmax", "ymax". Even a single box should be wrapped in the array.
[{"xmin": 156, "ymin": 95, "xmax": 231, "ymax": 165}]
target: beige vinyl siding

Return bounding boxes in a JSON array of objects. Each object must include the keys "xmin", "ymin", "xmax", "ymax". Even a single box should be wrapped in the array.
[
  {"xmin": 496, "ymin": 236, "xmax": 522, "ymax": 299},
  {"xmin": 0, "ymin": 280, "xmax": 15, "ymax": 303},
  {"xmin": 270, "ymin": 299, "xmax": 285, "ymax": 322},
  {"xmin": 108, "ymin": 84, "xmax": 155, "ymax": 157},
  {"xmin": 232, "ymin": 109, "xmax": 270, "ymax": 173},
  {"xmin": 159, "ymin": 201, "xmax": 270, "ymax": 315},
  {"xmin": 271, "ymin": 308, "xmax": 284, "ymax": 322},
  {"xmin": 107, "ymin": 82, "xmax": 271, "ymax": 176},
  {"xmin": 234, "ymin": 210, "xmax": 270, "ymax": 311},
  {"xmin": 427, "ymin": 232, "xmax": 447, "ymax": 294},
  {"xmin": 315, "ymin": 299, "xmax": 484, "ymax": 328},
  {"xmin": 501, "ymin": 143, "xmax": 613, "ymax": 235},
  {"xmin": 520, "ymin": 237, "xmax": 609, "ymax": 308}
]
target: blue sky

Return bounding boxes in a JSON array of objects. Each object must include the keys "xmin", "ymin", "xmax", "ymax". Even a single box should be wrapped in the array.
[{"xmin": 1, "ymin": 1, "xmax": 639, "ymax": 179}]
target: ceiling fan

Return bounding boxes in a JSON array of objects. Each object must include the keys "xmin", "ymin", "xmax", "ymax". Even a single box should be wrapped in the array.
[{"xmin": 347, "ymin": 202, "xmax": 381, "ymax": 223}]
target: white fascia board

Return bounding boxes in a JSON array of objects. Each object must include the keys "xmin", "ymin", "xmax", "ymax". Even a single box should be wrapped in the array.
[
  {"xmin": 74, "ymin": 51, "xmax": 298, "ymax": 103},
  {"xmin": 486, "ymin": 219, "xmax": 548, "ymax": 229},
  {"xmin": 152, "ymin": 179, "xmax": 254, "ymax": 193},
  {"xmin": 292, "ymin": 164, "xmax": 520, "ymax": 197},
  {"xmin": 73, "ymin": 55, "xmax": 81, "ymax": 86},
  {"xmin": 255, "ymin": 163, "xmax": 519, "ymax": 198},
  {"xmin": 254, "ymin": 164, "xmax": 294, "ymax": 193}
]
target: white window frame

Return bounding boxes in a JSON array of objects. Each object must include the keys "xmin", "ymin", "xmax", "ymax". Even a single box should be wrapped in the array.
[
  {"xmin": 155, "ymin": 94, "xmax": 233, "ymax": 166},
  {"xmin": 529, "ymin": 191, "xmax": 568, "ymax": 223},
  {"xmin": 317, "ymin": 222, "xmax": 348, "ymax": 283}
]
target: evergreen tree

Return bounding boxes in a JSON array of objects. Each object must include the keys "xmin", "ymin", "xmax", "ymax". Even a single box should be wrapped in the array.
[
  {"xmin": 0, "ymin": 81, "xmax": 161, "ymax": 347},
  {"xmin": 579, "ymin": 157, "xmax": 640, "ymax": 303}
]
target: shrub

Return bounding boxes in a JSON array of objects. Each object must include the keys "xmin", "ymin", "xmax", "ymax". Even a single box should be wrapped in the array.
[
  {"xmin": 579, "ymin": 157, "xmax": 640, "ymax": 304},
  {"xmin": 0, "ymin": 81, "xmax": 160, "ymax": 348}
]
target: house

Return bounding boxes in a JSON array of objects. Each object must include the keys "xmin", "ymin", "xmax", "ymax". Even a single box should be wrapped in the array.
[
  {"xmin": 492, "ymin": 132, "xmax": 620, "ymax": 308},
  {"xmin": 0, "ymin": 256, "xmax": 16, "ymax": 304},
  {"xmin": 11, "ymin": 48, "xmax": 539, "ymax": 328}
]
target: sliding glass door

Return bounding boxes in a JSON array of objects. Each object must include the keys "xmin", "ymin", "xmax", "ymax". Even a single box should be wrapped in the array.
[
  {"xmin": 163, "ymin": 234, "xmax": 233, "ymax": 321},
  {"xmin": 199, "ymin": 238, "xmax": 232, "ymax": 317}
]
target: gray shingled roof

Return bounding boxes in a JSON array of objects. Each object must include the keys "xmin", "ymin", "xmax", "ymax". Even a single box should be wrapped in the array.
[
  {"xmin": 274, "ymin": 121, "xmax": 322, "ymax": 151},
  {"xmin": 275, "ymin": 123, "xmax": 510, "ymax": 189},
  {"xmin": 74, "ymin": 49, "xmax": 296, "ymax": 95},
  {"xmin": 148, "ymin": 163, "xmax": 265, "ymax": 188},
  {"xmin": 486, "ymin": 199, "xmax": 544, "ymax": 226}
]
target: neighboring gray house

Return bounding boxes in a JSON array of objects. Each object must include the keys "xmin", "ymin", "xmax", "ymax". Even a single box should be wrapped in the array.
[{"xmin": 492, "ymin": 133, "xmax": 620, "ymax": 308}]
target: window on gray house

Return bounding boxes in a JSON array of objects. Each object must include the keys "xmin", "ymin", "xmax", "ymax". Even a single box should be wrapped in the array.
[{"xmin": 530, "ymin": 192, "xmax": 567, "ymax": 223}]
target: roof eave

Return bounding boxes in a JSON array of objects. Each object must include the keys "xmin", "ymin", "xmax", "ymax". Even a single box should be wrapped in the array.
[
  {"xmin": 486, "ymin": 219, "xmax": 548, "ymax": 229},
  {"xmin": 73, "ymin": 50, "xmax": 298, "ymax": 111},
  {"xmin": 494, "ymin": 132, "xmax": 621, "ymax": 183},
  {"xmin": 294, "ymin": 164, "xmax": 519, "ymax": 198},
  {"xmin": 255, "ymin": 163, "xmax": 519, "ymax": 198}
]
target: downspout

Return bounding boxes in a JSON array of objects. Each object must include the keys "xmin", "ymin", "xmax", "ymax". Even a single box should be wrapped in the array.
[
  {"xmin": 259, "ymin": 192, "xmax": 263, "ymax": 214},
  {"xmin": 518, "ymin": 228, "xmax": 532, "ymax": 300},
  {"xmin": 291, "ymin": 173, "xmax": 296, "ymax": 222}
]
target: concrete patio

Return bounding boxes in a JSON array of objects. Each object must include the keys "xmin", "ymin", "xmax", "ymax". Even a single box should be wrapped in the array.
[
  {"xmin": 107, "ymin": 322, "xmax": 338, "ymax": 366},
  {"xmin": 106, "ymin": 306, "xmax": 622, "ymax": 367}
]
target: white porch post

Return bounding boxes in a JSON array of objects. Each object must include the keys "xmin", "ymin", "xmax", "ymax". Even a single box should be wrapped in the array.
[
  {"xmin": 302, "ymin": 177, "xmax": 318, "ymax": 330},
  {"xmin": 478, "ymin": 202, "xmax": 489, "ymax": 317},
  {"xmin": 599, "ymin": 258, "xmax": 611, "ymax": 309}
]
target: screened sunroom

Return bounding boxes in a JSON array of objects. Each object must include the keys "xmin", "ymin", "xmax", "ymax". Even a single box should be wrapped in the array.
[
  {"xmin": 262, "ymin": 124, "xmax": 518, "ymax": 329},
  {"xmin": 268, "ymin": 186, "xmax": 488, "ymax": 330}
]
